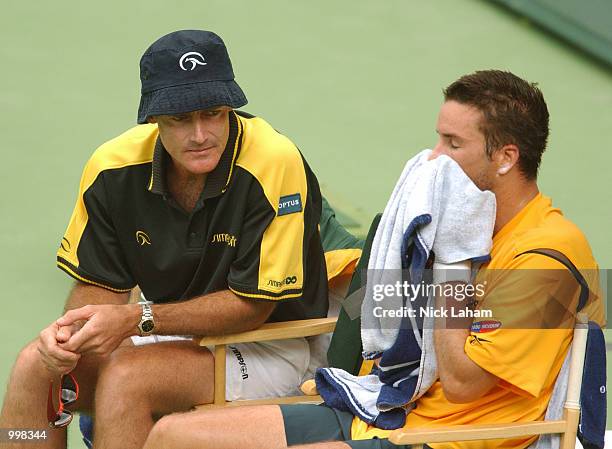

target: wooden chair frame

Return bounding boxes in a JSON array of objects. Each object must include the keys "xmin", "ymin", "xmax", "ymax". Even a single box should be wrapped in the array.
[
  {"xmin": 198, "ymin": 317, "xmax": 337, "ymax": 408},
  {"xmin": 294, "ymin": 314, "xmax": 588, "ymax": 449}
]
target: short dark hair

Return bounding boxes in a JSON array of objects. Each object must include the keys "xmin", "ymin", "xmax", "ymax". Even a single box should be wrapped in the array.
[{"xmin": 443, "ymin": 70, "xmax": 549, "ymax": 180}]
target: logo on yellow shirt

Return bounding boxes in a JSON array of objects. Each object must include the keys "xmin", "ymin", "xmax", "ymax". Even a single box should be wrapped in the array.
[{"xmin": 471, "ymin": 320, "xmax": 501, "ymax": 333}]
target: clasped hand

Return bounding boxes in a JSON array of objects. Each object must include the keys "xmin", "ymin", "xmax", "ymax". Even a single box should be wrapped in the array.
[{"xmin": 37, "ymin": 304, "xmax": 136, "ymax": 377}]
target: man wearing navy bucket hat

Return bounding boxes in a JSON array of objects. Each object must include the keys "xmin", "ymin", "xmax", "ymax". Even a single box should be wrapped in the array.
[
  {"xmin": 137, "ymin": 30, "xmax": 248, "ymax": 123},
  {"xmin": 0, "ymin": 30, "xmax": 330, "ymax": 449}
]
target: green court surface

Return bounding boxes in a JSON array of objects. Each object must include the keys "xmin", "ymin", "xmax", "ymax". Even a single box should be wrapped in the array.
[{"xmin": 1, "ymin": 1, "xmax": 610, "ymax": 447}]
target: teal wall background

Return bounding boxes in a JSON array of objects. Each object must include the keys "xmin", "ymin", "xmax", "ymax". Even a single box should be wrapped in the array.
[
  {"xmin": 1, "ymin": 1, "xmax": 610, "ymax": 446},
  {"xmin": 490, "ymin": 0, "xmax": 612, "ymax": 67}
]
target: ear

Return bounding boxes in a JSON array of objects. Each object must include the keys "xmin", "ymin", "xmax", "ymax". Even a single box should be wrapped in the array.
[
  {"xmin": 494, "ymin": 144, "xmax": 519, "ymax": 175},
  {"xmin": 147, "ymin": 116, "xmax": 158, "ymax": 124}
]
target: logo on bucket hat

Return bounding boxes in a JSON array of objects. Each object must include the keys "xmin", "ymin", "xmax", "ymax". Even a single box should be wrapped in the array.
[
  {"xmin": 137, "ymin": 30, "xmax": 247, "ymax": 124},
  {"xmin": 179, "ymin": 52, "xmax": 207, "ymax": 71}
]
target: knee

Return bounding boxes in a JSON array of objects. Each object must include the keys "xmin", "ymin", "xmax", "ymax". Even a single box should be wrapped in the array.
[
  {"xmin": 13, "ymin": 340, "xmax": 44, "ymax": 377},
  {"xmin": 95, "ymin": 353, "xmax": 146, "ymax": 406},
  {"xmin": 144, "ymin": 414, "xmax": 182, "ymax": 449}
]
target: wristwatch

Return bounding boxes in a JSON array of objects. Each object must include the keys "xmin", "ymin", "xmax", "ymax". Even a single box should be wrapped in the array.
[{"xmin": 137, "ymin": 300, "xmax": 155, "ymax": 336}]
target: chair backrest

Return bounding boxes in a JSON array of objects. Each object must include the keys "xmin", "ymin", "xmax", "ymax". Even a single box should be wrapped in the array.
[
  {"xmin": 518, "ymin": 248, "xmax": 605, "ymax": 449},
  {"xmin": 327, "ymin": 213, "xmax": 381, "ymax": 374},
  {"xmin": 576, "ymin": 321, "xmax": 606, "ymax": 449}
]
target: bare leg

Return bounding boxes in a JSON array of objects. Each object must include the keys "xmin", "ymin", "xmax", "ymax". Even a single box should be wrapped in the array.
[
  {"xmin": 92, "ymin": 341, "xmax": 214, "ymax": 449},
  {"xmin": 142, "ymin": 404, "xmax": 355, "ymax": 449},
  {"xmin": 143, "ymin": 405, "xmax": 287, "ymax": 449},
  {"xmin": 290, "ymin": 445, "xmax": 352, "ymax": 449},
  {"xmin": 0, "ymin": 340, "xmax": 108, "ymax": 449}
]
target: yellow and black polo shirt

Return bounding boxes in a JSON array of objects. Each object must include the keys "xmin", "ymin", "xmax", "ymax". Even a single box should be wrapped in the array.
[{"xmin": 57, "ymin": 110, "xmax": 328, "ymax": 322}]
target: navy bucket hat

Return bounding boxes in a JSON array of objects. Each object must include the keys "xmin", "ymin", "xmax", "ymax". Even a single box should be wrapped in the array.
[{"xmin": 137, "ymin": 30, "xmax": 247, "ymax": 124}]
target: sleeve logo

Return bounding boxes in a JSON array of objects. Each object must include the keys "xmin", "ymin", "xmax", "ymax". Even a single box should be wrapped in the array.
[
  {"xmin": 471, "ymin": 320, "xmax": 502, "ymax": 333},
  {"xmin": 277, "ymin": 193, "xmax": 302, "ymax": 216},
  {"xmin": 267, "ymin": 276, "xmax": 298, "ymax": 288},
  {"xmin": 60, "ymin": 237, "xmax": 71, "ymax": 252}
]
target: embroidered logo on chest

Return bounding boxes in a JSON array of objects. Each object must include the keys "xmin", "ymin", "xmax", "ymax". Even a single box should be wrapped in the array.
[
  {"xmin": 136, "ymin": 231, "xmax": 152, "ymax": 246},
  {"xmin": 211, "ymin": 233, "xmax": 238, "ymax": 247}
]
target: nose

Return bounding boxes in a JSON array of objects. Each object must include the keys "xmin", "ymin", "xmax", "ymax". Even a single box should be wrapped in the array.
[
  {"xmin": 191, "ymin": 116, "xmax": 209, "ymax": 145},
  {"xmin": 428, "ymin": 140, "xmax": 445, "ymax": 161}
]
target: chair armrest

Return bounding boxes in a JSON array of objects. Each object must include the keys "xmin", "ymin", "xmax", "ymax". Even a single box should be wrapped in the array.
[
  {"xmin": 300, "ymin": 379, "xmax": 319, "ymax": 396},
  {"xmin": 199, "ymin": 317, "xmax": 337, "ymax": 346},
  {"xmin": 296, "ymin": 384, "xmax": 569, "ymax": 442},
  {"xmin": 389, "ymin": 420, "xmax": 567, "ymax": 445}
]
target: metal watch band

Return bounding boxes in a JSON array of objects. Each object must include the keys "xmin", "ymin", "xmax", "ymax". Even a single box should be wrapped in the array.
[
  {"xmin": 142, "ymin": 303, "xmax": 153, "ymax": 320},
  {"xmin": 138, "ymin": 301, "xmax": 155, "ymax": 336}
]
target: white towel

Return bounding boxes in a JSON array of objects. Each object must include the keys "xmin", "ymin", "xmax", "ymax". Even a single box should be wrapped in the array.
[{"xmin": 361, "ymin": 149, "xmax": 497, "ymax": 356}]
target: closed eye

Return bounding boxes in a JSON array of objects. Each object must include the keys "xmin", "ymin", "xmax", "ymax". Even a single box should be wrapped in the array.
[{"xmin": 436, "ymin": 130, "xmax": 460, "ymax": 149}]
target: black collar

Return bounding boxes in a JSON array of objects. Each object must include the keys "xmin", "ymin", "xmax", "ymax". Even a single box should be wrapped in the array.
[{"xmin": 148, "ymin": 110, "xmax": 242, "ymax": 199}]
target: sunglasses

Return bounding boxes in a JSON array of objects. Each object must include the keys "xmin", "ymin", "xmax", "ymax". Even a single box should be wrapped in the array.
[{"xmin": 47, "ymin": 373, "xmax": 79, "ymax": 428}]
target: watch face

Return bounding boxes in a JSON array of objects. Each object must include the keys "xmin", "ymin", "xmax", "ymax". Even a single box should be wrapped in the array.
[{"xmin": 141, "ymin": 320, "xmax": 154, "ymax": 333}]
